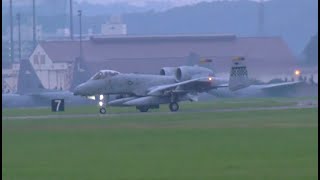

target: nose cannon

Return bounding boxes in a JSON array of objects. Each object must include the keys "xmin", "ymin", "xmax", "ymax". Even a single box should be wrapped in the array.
[
  {"xmin": 73, "ymin": 80, "xmax": 105, "ymax": 96},
  {"xmin": 73, "ymin": 83, "xmax": 86, "ymax": 96}
]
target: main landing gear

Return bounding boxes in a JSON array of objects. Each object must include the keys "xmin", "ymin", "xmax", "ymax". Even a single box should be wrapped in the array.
[
  {"xmin": 136, "ymin": 105, "xmax": 160, "ymax": 113},
  {"xmin": 136, "ymin": 106, "xmax": 149, "ymax": 112},
  {"xmin": 169, "ymin": 92, "xmax": 179, "ymax": 112},
  {"xmin": 137, "ymin": 103, "xmax": 179, "ymax": 112},
  {"xmin": 169, "ymin": 102, "xmax": 179, "ymax": 112}
]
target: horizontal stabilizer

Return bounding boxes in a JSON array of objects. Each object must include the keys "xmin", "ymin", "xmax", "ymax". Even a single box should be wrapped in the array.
[{"xmin": 259, "ymin": 81, "xmax": 304, "ymax": 91}]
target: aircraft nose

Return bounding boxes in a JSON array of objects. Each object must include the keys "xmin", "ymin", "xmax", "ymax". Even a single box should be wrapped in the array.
[
  {"xmin": 73, "ymin": 84, "xmax": 85, "ymax": 96},
  {"xmin": 73, "ymin": 80, "xmax": 105, "ymax": 96}
]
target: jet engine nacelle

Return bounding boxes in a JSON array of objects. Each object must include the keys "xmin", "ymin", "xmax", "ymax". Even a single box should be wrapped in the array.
[
  {"xmin": 160, "ymin": 67, "xmax": 177, "ymax": 76},
  {"xmin": 175, "ymin": 66, "xmax": 213, "ymax": 81}
]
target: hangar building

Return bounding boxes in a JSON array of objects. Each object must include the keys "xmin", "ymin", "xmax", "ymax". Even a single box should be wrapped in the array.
[{"xmin": 28, "ymin": 34, "xmax": 298, "ymax": 90}]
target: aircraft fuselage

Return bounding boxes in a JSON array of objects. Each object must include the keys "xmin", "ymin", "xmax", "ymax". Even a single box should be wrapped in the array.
[{"xmin": 74, "ymin": 74, "xmax": 177, "ymax": 96}]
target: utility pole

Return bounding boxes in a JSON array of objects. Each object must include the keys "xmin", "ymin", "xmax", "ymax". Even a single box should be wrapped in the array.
[
  {"xmin": 33, "ymin": 0, "xmax": 36, "ymax": 49},
  {"xmin": 10, "ymin": 0, "xmax": 14, "ymax": 63},
  {"xmin": 258, "ymin": 0, "xmax": 265, "ymax": 36},
  {"xmin": 78, "ymin": 10, "xmax": 82, "ymax": 60},
  {"xmin": 16, "ymin": 13, "xmax": 21, "ymax": 61},
  {"xmin": 70, "ymin": 0, "xmax": 73, "ymax": 40}
]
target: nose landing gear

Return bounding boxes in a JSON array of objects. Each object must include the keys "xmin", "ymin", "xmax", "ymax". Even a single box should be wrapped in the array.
[
  {"xmin": 99, "ymin": 107, "xmax": 106, "ymax": 114},
  {"xmin": 98, "ymin": 95, "xmax": 108, "ymax": 114}
]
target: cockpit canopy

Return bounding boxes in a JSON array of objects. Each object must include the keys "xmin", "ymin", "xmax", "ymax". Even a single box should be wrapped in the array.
[{"xmin": 90, "ymin": 70, "xmax": 120, "ymax": 80}]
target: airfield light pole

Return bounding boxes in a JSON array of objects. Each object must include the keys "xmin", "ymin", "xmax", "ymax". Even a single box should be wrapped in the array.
[
  {"xmin": 16, "ymin": 13, "xmax": 21, "ymax": 61},
  {"xmin": 78, "ymin": 10, "xmax": 83, "ymax": 61},
  {"xmin": 32, "ymin": 0, "xmax": 36, "ymax": 49},
  {"xmin": 70, "ymin": 0, "xmax": 73, "ymax": 40},
  {"xmin": 9, "ymin": 0, "xmax": 14, "ymax": 63}
]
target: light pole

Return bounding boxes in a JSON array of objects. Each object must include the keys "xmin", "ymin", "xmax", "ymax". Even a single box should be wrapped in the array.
[
  {"xmin": 16, "ymin": 13, "xmax": 21, "ymax": 61},
  {"xmin": 10, "ymin": 0, "xmax": 14, "ymax": 63},
  {"xmin": 78, "ymin": 10, "xmax": 82, "ymax": 60},
  {"xmin": 33, "ymin": 0, "xmax": 36, "ymax": 49},
  {"xmin": 70, "ymin": 0, "xmax": 73, "ymax": 40}
]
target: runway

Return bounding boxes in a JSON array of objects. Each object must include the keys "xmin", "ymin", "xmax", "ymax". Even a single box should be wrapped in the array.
[{"xmin": 3, "ymin": 103, "xmax": 317, "ymax": 120}]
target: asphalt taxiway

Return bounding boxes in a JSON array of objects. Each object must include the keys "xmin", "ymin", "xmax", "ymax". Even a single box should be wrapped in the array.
[{"xmin": 3, "ymin": 103, "xmax": 317, "ymax": 120}]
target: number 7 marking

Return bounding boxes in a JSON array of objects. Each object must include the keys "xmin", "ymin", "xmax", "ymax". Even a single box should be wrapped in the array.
[{"xmin": 55, "ymin": 99, "xmax": 61, "ymax": 111}]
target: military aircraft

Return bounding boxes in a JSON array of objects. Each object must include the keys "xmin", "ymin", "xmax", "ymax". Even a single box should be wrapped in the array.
[
  {"xmin": 73, "ymin": 58, "xmax": 250, "ymax": 114},
  {"xmin": 2, "ymin": 59, "xmax": 94, "ymax": 108}
]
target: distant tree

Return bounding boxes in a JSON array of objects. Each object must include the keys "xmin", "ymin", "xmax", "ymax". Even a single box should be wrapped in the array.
[
  {"xmin": 249, "ymin": 78, "xmax": 265, "ymax": 85},
  {"xmin": 309, "ymin": 74, "xmax": 315, "ymax": 84},
  {"xmin": 186, "ymin": 52, "xmax": 200, "ymax": 66},
  {"xmin": 268, "ymin": 78, "xmax": 284, "ymax": 84},
  {"xmin": 291, "ymin": 77, "xmax": 295, "ymax": 82},
  {"xmin": 303, "ymin": 34, "xmax": 318, "ymax": 65}
]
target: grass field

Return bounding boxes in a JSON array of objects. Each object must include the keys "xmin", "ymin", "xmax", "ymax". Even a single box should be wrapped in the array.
[{"xmin": 2, "ymin": 106, "xmax": 318, "ymax": 179}]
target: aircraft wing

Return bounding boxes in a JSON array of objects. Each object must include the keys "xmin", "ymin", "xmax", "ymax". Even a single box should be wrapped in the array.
[
  {"xmin": 22, "ymin": 90, "xmax": 74, "ymax": 100},
  {"xmin": 147, "ymin": 77, "xmax": 227, "ymax": 96},
  {"xmin": 258, "ymin": 81, "xmax": 303, "ymax": 91}
]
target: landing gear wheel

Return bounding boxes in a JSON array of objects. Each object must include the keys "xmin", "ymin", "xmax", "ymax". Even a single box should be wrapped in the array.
[
  {"xmin": 169, "ymin": 102, "xmax": 179, "ymax": 112},
  {"xmin": 99, "ymin": 107, "xmax": 106, "ymax": 114},
  {"xmin": 138, "ymin": 106, "xmax": 149, "ymax": 112}
]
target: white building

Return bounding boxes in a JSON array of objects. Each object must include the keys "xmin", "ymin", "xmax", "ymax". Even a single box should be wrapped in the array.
[
  {"xmin": 101, "ymin": 15, "xmax": 127, "ymax": 35},
  {"xmin": 56, "ymin": 28, "xmax": 70, "ymax": 37},
  {"xmin": 29, "ymin": 43, "xmax": 73, "ymax": 90}
]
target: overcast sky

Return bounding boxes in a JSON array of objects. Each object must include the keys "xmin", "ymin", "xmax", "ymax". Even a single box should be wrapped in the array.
[
  {"xmin": 75, "ymin": 0, "xmax": 264, "ymax": 7},
  {"xmin": 76, "ymin": 0, "xmax": 217, "ymax": 7},
  {"xmin": 4, "ymin": 0, "xmax": 265, "ymax": 7}
]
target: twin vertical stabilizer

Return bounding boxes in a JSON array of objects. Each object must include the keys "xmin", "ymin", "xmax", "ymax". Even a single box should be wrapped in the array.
[
  {"xmin": 16, "ymin": 59, "xmax": 44, "ymax": 94},
  {"xmin": 228, "ymin": 57, "xmax": 250, "ymax": 91}
]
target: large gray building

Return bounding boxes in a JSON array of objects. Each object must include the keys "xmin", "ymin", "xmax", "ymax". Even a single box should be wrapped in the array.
[{"xmin": 29, "ymin": 34, "xmax": 299, "ymax": 90}]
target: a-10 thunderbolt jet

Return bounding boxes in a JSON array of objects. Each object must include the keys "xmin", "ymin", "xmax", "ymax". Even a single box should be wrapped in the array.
[{"xmin": 73, "ymin": 58, "xmax": 249, "ymax": 114}]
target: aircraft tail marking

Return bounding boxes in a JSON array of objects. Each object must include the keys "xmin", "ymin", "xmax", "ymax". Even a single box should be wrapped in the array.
[
  {"xmin": 17, "ymin": 59, "xmax": 44, "ymax": 94},
  {"xmin": 228, "ymin": 57, "xmax": 250, "ymax": 91}
]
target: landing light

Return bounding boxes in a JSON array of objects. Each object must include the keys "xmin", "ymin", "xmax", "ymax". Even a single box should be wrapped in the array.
[
  {"xmin": 294, "ymin": 70, "xmax": 301, "ymax": 76},
  {"xmin": 208, "ymin": 77, "xmax": 213, "ymax": 81},
  {"xmin": 99, "ymin": 95, "xmax": 104, "ymax": 100},
  {"xmin": 99, "ymin": 101, "xmax": 103, "ymax": 107},
  {"xmin": 87, "ymin": 96, "xmax": 96, "ymax": 100}
]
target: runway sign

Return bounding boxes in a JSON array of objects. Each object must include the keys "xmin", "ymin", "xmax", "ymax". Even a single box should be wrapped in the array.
[{"xmin": 51, "ymin": 99, "xmax": 65, "ymax": 112}]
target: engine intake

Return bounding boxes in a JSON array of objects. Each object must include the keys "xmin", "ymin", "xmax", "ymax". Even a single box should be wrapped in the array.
[
  {"xmin": 160, "ymin": 67, "xmax": 177, "ymax": 76},
  {"xmin": 175, "ymin": 66, "xmax": 213, "ymax": 81}
]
